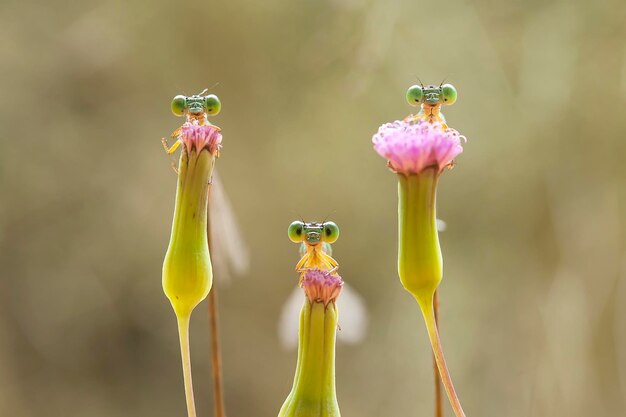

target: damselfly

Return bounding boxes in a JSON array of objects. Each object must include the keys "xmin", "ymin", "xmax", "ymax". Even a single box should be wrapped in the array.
[
  {"xmin": 288, "ymin": 220, "xmax": 340, "ymax": 279},
  {"xmin": 279, "ymin": 220, "xmax": 368, "ymax": 348},
  {"xmin": 405, "ymin": 82, "xmax": 457, "ymax": 127},
  {"xmin": 162, "ymin": 89, "xmax": 222, "ymax": 154},
  {"xmin": 162, "ymin": 90, "xmax": 247, "ymax": 417},
  {"xmin": 162, "ymin": 90, "xmax": 249, "ymax": 282}
]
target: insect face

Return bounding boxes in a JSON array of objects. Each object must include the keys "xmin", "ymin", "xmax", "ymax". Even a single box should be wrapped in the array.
[
  {"xmin": 170, "ymin": 92, "xmax": 222, "ymax": 117},
  {"xmin": 423, "ymin": 86, "xmax": 443, "ymax": 106},
  {"xmin": 303, "ymin": 223, "xmax": 323, "ymax": 245},
  {"xmin": 406, "ymin": 83, "xmax": 457, "ymax": 107},
  {"xmin": 186, "ymin": 95, "xmax": 206, "ymax": 115},
  {"xmin": 288, "ymin": 221, "xmax": 340, "ymax": 245}
]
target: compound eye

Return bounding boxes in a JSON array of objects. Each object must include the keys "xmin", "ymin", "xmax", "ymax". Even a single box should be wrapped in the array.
[
  {"xmin": 322, "ymin": 221, "xmax": 339, "ymax": 244},
  {"xmin": 205, "ymin": 94, "xmax": 221, "ymax": 115},
  {"xmin": 171, "ymin": 95, "xmax": 186, "ymax": 116},
  {"xmin": 406, "ymin": 85, "xmax": 423, "ymax": 107},
  {"xmin": 441, "ymin": 84, "xmax": 457, "ymax": 105},
  {"xmin": 288, "ymin": 221, "xmax": 305, "ymax": 243}
]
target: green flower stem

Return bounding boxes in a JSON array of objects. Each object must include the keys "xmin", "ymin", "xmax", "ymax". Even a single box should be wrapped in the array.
[
  {"xmin": 163, "ymin": 148, "xmax": 215, "ymax": 318},
  {"xmin": 282, "ymin": 298, "xmax": 307, "ymax": 409},
  {"xmin": 433, "ymin": 290, "xmax": 444, "ymax": 417},
  {"xmin": 278, "ymin": 300, "xmax": 340, "ymax": 417},
  {"xmin": 397, "ymin": 168, "xmax": 466, "ymax": 417},
  {"xmin": 420, "ymin": 295, "xmax": 466, "ymax": 417},
  {"xmin": 177, "ymin": 314, "xmax": 197, "ymax": 417},
  {"xmin": 397, "ymin": 168, "xmax": 442, "ymax": 301},
  {"xmin": 163, "ymin": 146, "xmax": 216, "ymax": 417}
]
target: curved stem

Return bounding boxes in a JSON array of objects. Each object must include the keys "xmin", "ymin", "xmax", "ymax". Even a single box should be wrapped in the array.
[
  {"xmin": 420, "ymin": 296, "xmax": 466, "ymax": 417},
  {"xmin": 433, "ymin": 290, "xmax": 444, "ymax": 417},
  {"xmin": 177, "ymin": 314, "xmax": 197, "ymax": 417}
]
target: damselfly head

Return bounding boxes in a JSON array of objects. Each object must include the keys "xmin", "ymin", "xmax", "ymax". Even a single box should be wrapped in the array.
[
  {"xmin": 171, "ymin": 92, "xmax": 221, "ymax": 118},
  {"xmin": 406, "ymin": 83, "xmax": 457, "ymax": 107},
  {"xmin": 288, "ymin": 221, "xmax": 340, "ymax": 245}
]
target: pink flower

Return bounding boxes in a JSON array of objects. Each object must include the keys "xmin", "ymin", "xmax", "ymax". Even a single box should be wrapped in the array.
[
  {"xmin": 372, "ymin": 119, "xmax": 465, "ymax": 175},
  {"xmin": 180, "ymin": 121, "xmax": 222, "ymax": 155},
  {"xmin": 301, "ymin": 269, "xmax": 343, "ymax": 306}
]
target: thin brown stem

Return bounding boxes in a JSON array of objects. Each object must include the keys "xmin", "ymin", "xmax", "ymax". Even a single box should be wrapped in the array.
[
  {"xmin": 433, "ymin": 290, "xmax": 444, "ymax": 417},
  {"xmin": 207, "ymin": 287, "xmax": 227, "ymax": 417},
  {"xmin": 207, "ymin": 183, "xmax": 227, "ymax": 417},
  {"xmin": 420, "ymin": 296, "xmax": 466, "ymax": 417}
]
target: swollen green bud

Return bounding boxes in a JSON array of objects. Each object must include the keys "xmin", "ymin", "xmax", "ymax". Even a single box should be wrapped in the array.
[
  {"xmin": 162, "ymin": 123, "xmax": 222, "ymax": 318},
  {"xmin": 397, "ymin": 169, "xmax": 442, "ymax": 306},
  {"xmin": 277, "ymin": 270, "xmax": 342, "ymax": 417}
]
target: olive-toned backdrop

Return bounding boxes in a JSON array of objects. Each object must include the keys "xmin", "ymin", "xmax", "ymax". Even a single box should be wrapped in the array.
[{"xmin": 1, "ymin": 0, "xmax": 626, "ymax": 416}]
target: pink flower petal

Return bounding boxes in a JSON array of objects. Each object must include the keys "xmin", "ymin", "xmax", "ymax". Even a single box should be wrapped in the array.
[
  {"xmin": 180, "ymin": 121, "xmax": 222, "ymax": 155},
  {"xmin": 372, "ymin": 119, "xmax": 465, "ymax": 175},
  {"xmin": 301, "ymin": 269, "xmax": 343, "ymax": 306}
]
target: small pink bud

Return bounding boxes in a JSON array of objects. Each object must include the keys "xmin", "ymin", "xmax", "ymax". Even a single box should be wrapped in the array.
[
  {"xmin": 180, "ymin": 122, "xmax": 222, "ymax": 155},
  {"xmin": 301, "ymin": 269, "xmax": 343, "ymax": 306}
]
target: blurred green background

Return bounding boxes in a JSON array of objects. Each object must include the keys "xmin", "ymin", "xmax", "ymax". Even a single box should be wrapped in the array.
[{"xmin": 1, "ymin": 0, "xmax": 626, "ymax": 416}]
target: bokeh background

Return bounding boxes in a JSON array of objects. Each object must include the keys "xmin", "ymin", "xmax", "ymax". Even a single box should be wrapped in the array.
[{"xmin": 1, "ymin": 0, "xmax": 626, "ymax": 416}]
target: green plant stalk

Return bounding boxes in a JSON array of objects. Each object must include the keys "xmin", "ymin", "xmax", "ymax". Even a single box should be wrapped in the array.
[
  {"xmin": 397, "ymin": 169, "xmax": 442, "ymax": 299},
  {"xmin": 397, "ymin": 168, "xmax": 466, "ymax": 417},
  {"xmin": 163, "ymin": 146, "xmax": 216, "ymax": 417},
  {"xmin": 163, "ymin": 148, "xmax": 214, "ymax": 318},
  {"xmin": 278, "ymin": 300, "xmax": 340, "ymax": 417},
  {"xmin": 433, "ymin": 290, "xmax": 444, "ymax": 417},
  {"xmin": 177, "ymin": 314, "xmax": 196, "ymax": 417}
]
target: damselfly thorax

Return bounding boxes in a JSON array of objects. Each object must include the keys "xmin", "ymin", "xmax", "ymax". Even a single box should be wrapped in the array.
[
  {"xmin": 296, "ymin": 241, "xmax": 338, "ymax": 274},
  {"xmin": 408, "ymin": 102, "xmax": 446, "ymax": 125}
]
